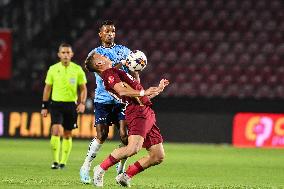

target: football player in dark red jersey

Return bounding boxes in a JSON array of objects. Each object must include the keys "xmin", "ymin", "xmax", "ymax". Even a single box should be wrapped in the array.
[{"xmin": 85, "ymin": 52, "xmax": 169, "ymax": 187}]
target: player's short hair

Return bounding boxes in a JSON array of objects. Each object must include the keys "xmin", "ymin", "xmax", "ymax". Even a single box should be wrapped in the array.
[
  {"xmin": 58, "ymin": 43, "xmax": 72, "ymax": 51},
  {"xmin": 84, "ymin": 51, "xmax": 97, "ymax": 72},
  {"xmin": 99, "ymin": 20, "xmax": 115, "ymax": 30}
]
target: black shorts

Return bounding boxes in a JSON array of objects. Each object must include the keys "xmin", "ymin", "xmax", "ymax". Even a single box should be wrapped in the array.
[
  {"xmin": 50, "ymin": 101, "xmax": 78, "ymax": 131},
  {"xmin": 94, "ymin": 102, "xmax": 125, "ymax": 126}
]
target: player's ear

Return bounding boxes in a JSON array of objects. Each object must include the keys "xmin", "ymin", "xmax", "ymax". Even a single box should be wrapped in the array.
[
  {"xmin": 98, "ymin": 31, "xmax": 102, "ymax": 38},
  {"xmin": 70, "ymin": 51, "xmax": 74, "ymax": 58}
]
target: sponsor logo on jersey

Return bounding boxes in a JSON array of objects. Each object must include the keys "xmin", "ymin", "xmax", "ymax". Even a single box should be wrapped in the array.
[
  {"xmin": 69, "ymin": 78, "xmax": 76, "ymax": 84},
  {"xmin": 108, "ymin": 76, "xmax": 115, "ymax": 84}
]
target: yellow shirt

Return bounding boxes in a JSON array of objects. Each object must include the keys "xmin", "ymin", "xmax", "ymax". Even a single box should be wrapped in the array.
[{"xmin": 45, "ymin": 62, "xmax": 87, "ymax": 102}]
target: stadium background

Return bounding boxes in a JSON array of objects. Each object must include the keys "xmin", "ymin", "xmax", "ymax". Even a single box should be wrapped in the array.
[{"xmin": 0, "ymin": 0, "xmax": 283, "ymax": 145}]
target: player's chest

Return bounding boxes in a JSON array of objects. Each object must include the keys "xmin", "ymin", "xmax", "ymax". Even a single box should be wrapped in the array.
[
  {"xmin": 104, "ymin": 50, "xmax": 125, "ymax": 64},
  {"xmin": 53, "ymin": 68, "xmax": 78, "ymax": 85}
]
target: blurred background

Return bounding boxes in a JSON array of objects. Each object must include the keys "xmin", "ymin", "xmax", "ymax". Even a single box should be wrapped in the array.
[{"xmin": 0, "ymin": 0, "xmax": 283, "ymax": 146}]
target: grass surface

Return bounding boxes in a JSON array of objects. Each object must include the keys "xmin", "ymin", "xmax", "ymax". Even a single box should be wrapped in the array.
[{"xmin": 0, "ymin": 138, "xmax": 284, "ymax": 189}]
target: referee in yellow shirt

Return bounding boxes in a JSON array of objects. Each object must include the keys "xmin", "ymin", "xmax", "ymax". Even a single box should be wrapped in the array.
[{"xmin": 41, "ymin": 43, "xmax": 87, "ymax": 169}]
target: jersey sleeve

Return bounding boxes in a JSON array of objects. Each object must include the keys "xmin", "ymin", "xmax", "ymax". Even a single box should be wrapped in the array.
[
  {"xmin": 78, "ymin": 67, "xmax": 87, "ymax": 85},
  {"xmin": 102, "ymin": 69, "xmax": 122, "ymax": 89},
  {"xmin": 45, "ymin": 68, "xmax": 53, "ymax": 85},
  {"xmin": 122, "ymin": 46, "xmax": 131, "ymax": 59},
  {"xmin": 120, "ymin": 46, "xmax": 131, "ymax": 73}
]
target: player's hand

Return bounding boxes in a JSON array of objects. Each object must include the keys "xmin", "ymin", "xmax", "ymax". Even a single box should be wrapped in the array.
[
  {"xmin": 121, "ymin": 59, "xmax": 127, "ymax": 65},
  {"xmin": 145, "ymin": 87, "xmax": 160, "ymax": 96},
  {"xmin": 158, "ymin": 79, "xmax": 170, "ymax": 92},
  {"xmin": 41, "ymin": 109, "xmax": 48, "ymax": 117},
  {"xmin": 76, "ymin": 103, "xmax": 85, "ymax": 113}
]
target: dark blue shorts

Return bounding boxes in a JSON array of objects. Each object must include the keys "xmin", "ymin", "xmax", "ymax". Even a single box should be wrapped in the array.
[{"xmin": 94, "ymin": 102, "xmax": 125, "ymax": 126}]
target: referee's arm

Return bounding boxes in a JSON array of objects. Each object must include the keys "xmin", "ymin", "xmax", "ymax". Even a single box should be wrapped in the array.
[
  {"xmin": 41, "ymin": 84, "xmax": 52, "ymax": 117},
  {"xmin": 76, "ymin": 84, "xmax": 87, "ymax": 113}
]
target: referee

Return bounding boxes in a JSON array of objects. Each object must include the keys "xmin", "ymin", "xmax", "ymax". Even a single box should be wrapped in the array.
[{"xmin": 41, "ymin": 43, "xmax": 87, "ymax": 169}]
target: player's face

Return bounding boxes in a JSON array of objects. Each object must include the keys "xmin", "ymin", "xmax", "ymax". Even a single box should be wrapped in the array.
[
  {"xmin": 99, "ymin": 25, "xmax": 115, "ymax": 47},
  {"xmin": 58, "ymin": 47, "xmax": 73, "ymax": 63},
  {"xmin": 92, "ymin": 54, "xmax": 112, "ymax": 72}
]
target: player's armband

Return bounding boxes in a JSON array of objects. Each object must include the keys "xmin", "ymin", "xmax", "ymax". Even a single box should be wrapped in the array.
[{"xmin": 41, "ymin": 101, "xmax": 49, "ymax": 109}]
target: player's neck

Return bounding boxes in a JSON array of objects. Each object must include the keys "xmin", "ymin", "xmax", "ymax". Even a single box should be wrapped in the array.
[
  {"xmin": 100, "ymin": 65, "xmax": 111, "ymax": 73},
  {"xmin": 102, "ymin": 42, "xmax": 114, "ymax": 48},
  {"xmin": 61, "ymin": 61, "xmax": 70, "ymax": 67}
]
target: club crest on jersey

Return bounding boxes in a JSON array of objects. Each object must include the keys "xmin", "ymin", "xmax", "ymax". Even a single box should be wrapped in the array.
[
  {"xmin": 108, "ymin": 75, "xmax": 115, "ymax": 84},
  {"xmin": 69, "ymin": 78, "xmax": 76, "ymax": 85}
]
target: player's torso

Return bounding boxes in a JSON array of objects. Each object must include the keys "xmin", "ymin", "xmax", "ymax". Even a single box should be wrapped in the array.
[
  {"xmin": 50, "ymin": 62, "xmax": 81, "ymax": 101},
  {"xmin": 51, "ymin": 63, "xmax": 80, "ymax": 84},
  {"xmin": 104, "ymin": 68, "xmax": 152, "ymax": 106},
  {"xmin": 95, "ymin": 44, "xmax": 130, "ymax": 72},
  {"xmin": 93, "ymin": 45, "xmax": 130, "ymax": 103}
]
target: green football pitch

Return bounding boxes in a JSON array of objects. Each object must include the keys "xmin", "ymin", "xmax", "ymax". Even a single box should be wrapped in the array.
[{"xmin": 0, "ymin": 138, "xmax": 284, "ymax": 189}]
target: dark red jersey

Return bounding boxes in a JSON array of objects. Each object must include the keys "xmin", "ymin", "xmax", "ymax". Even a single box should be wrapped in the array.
[{"xmin": 101, "ymin": 68, "xmax": 152, "ymax": 106}]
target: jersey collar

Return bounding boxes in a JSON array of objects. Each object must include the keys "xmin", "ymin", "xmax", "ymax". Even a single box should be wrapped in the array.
[{"xmin": 100, "ymin": 43, "xmax": 116, "ymax": 49}]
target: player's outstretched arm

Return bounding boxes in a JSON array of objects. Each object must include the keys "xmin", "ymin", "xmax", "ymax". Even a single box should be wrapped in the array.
[
  {"xmin": 158, "ymin": 79, "xmax": 170, "ymax": 92},
  {"xmin": 113, "ymin": 82, "xmax": 159, "ymax": 97},
  {"xmin": 115, "ymin": 60, "xmax": 140, "ymax": 82},
  {"xmin": 130, "ymin": 70, "xmax": 140, "ymax": 82},
  {"xmin": 148, "ymin": 79, "xmax": 170, "ymax": 99}
]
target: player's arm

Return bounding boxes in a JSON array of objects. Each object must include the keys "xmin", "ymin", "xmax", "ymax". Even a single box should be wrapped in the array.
[
  {"xmin": 76, "ymin": 84, "xmax": 87, "ymax": 113},
  {"xmin": 148, "ymin": 79, "xmax": 170, "ymax": 99},
  {"xmin": 113, "ymin": 82, "xmax": 159, "ymax": 97},
  {"xmin": 114, "ymin": 61, "xmax": 140, "ymax": 82},
  {"xmin": 41, "ymin": 84, "xmax": 52, "ymax": 117},
  {"xmin": 114, "ymin": 62, "xmax": 123, "ymax": 69},
  {"xmin": 130, "ymin": 70, "xmax": 140, "ymax": 82}
]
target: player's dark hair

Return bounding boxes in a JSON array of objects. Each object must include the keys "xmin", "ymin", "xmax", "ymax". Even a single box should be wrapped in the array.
[
  {"xmin": 58, "ymin": 43, "xmax": 72, "ymax": 51},
  {"xmin": 99, "ymin": 20, "xmax": 114, "ymax": 30},
  {"xmin": 84, "ymin": 52, "xmax": 97, "ymax": 72}
]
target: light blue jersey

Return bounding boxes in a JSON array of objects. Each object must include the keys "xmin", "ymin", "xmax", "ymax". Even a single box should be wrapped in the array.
[{"xmin": 88, "ymin": 44, "xmax": 131, "ymax": 104}]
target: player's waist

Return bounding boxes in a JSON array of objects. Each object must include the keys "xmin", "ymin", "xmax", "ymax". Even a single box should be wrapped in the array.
[
  {"xmin": 51, "ymin": 101, "xmax": 76, "ymax": 105},
  {"xmin": 124, "ymin": 97, "xmax": 152, "ymax": 107},
  {"xmin": 125, "ymin": 104, "xmax": 154, "ymax": 115},
  {"xmin": 93, "ymin": 99, "xmax": 120, "ymax": 104},
  {"xmin": 95, "ymin": 91, "xmax": 115, "ymax": 99},
  {"xmin": 126, "ymin": 102, "xmax": 152, "ymax": 109}
]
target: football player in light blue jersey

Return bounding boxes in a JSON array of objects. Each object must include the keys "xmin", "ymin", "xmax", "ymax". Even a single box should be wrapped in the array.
[
  {"xmin": 91, "ymin": 44, "xmax": 133, "ymax": 104},
  {"xmin": 80, "ymin": 20, "xmax": 139, "ymax": 184}
]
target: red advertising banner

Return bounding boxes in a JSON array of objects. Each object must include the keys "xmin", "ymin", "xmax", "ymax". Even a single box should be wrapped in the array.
[
  {"xmin": 0, "ymin": 29, "xmax": 12, "ymax": 79},
  {"xmin": 233, "ymin": 113, "xmax": 284, "ymax": 148}
]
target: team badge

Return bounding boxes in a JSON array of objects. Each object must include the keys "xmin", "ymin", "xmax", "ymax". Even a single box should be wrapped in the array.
[
  {"xmin": 69, "ymin": 78, "xmax": 76, "ymax": 84},
  {"xmin": 108, "ymin": 75, "xmax": 115, "ymax": 84}
]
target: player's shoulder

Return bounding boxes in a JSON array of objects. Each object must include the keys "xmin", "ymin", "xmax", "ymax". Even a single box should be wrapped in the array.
[
  {"xmin": 92, "ymin": 46, "xmax": 104, "ymax": 53},
  {"xmin": 70, "ymin": 62, "xmax": 85, "ymax": 72},
  {"xmin": 48, "ymin": 62, "xmax": 60, "ymax": 70},
  {"xmin": 114, "ymin": 44, "xmax": 129, "ymax": 50},
  {"xmin": 114, "ymin": 44, "xmax": 125, "ymax": 48},
  {"xmin": 103, "ymin": 68, "xmax": 119, "ymax": 75},
  {"xmin": 87, "ymin": 48, "xmax": 100, "ymax": 57},
  {"xmin": 70, "ymin": 61, "xmax": 81, "ymax": 68}
]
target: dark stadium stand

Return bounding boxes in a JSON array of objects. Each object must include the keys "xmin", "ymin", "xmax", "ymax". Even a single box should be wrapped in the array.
[
  {"xmin": 71, "ymin": 0, "xmax": 283, "ymax": 99},
  {"xmin": 0, "ymin": 0, "xmax": 283, "ymax": 102}
]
